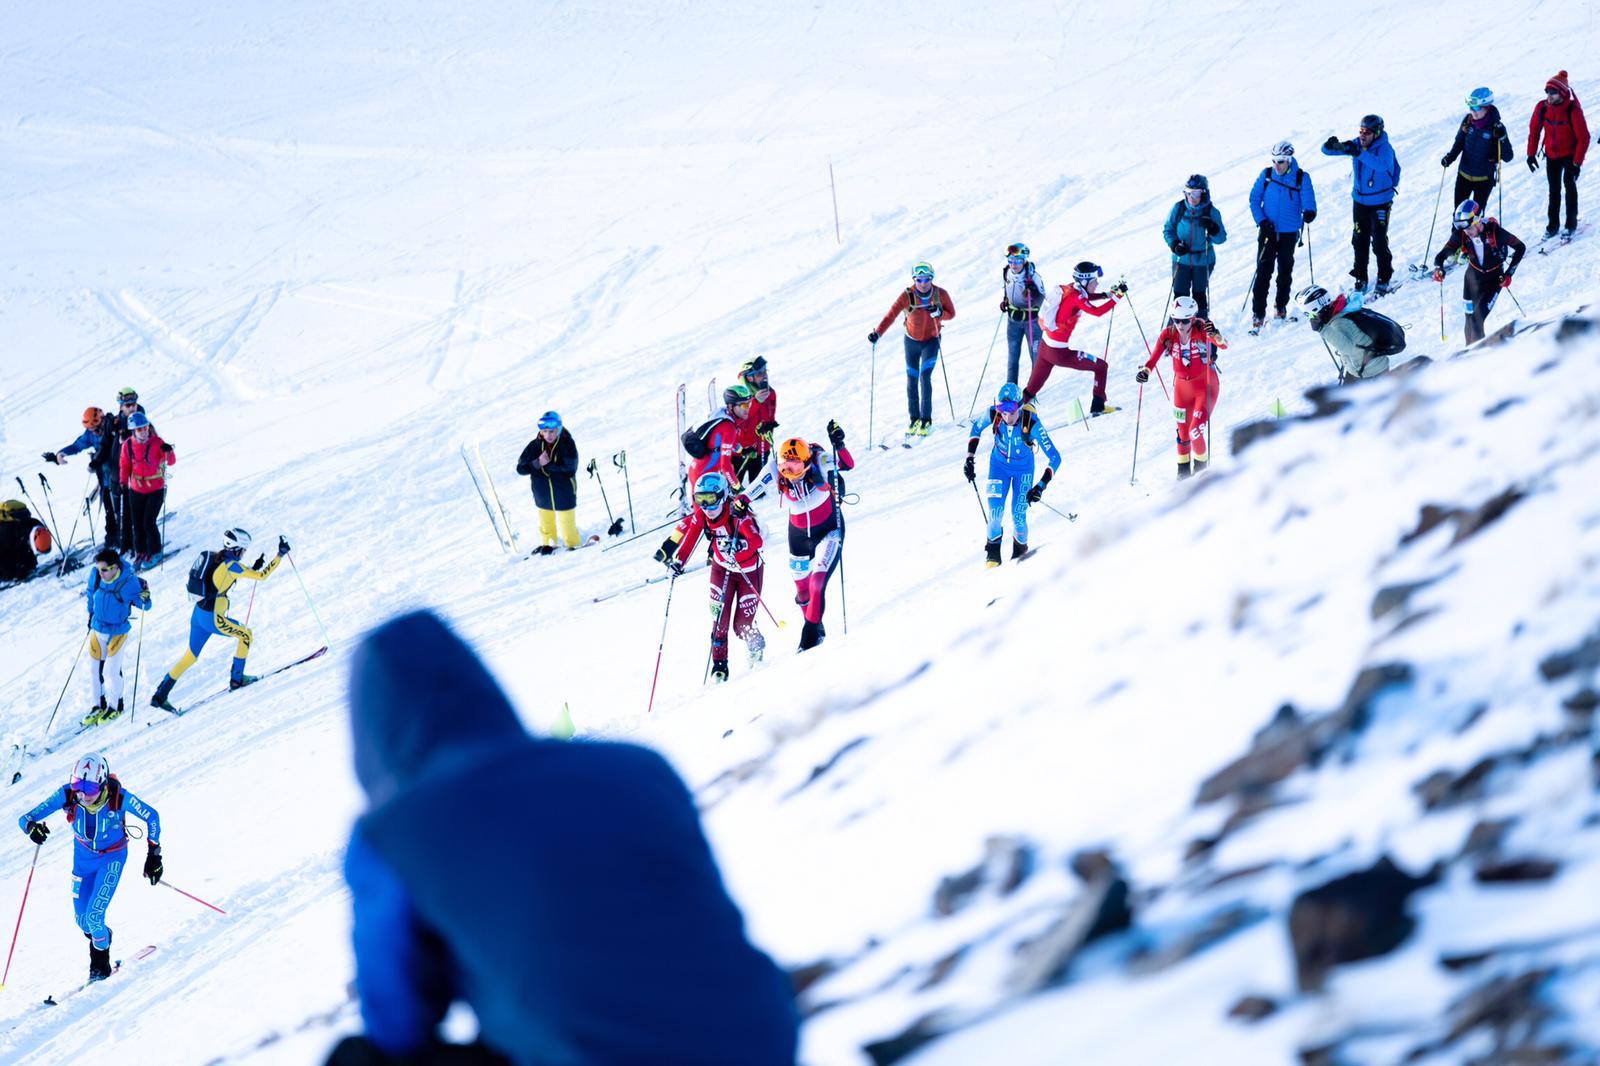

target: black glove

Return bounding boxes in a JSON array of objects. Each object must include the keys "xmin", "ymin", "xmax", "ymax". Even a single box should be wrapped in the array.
[
  {"xmin": 963, "ymin": 455, "xmax": 976, "ymax": 482},
  {"xmin": 929, "ymin": 306, "xmax": 941, "ymax": 319},
  {"xmin": 42, "ymin": 452, "xmax": 59, "ymax": 464},
  {"xmin": 1440, "ymin": 155, "xmax": 1452, "ymax": 167},
  {"xmin": 1303, "ymin": 209, "xmax": 1317, "ymax": 223},
  {"xmin": 24, "ymin": 820, "xmax": 48, "ymax": 845},
  {"xmin": 1575, "ymin": 165, "xmax": 1582, "ymax": 179},
  {"xmin": 756, "ymin": 419, "xmax": 779, "ymax": 437},
  {"xmin": 999, "ymin": 297, "xmax": 1011, "ymax": 312},
  {"xmin": 139, "ymin": 577, "xmax": 151, "ymax": 606},
  {"xmin": 1203, "ymin": 321, "xmax": 1222, "ymax": 340},
  {"xmin": 1026, "ymin": 482, "xmax": 1046, "ymax": 504},
  {"xmin": 251, "ymin": 554, "xmax": 266, "ymax": 570},
  {"xmin": 161, "ymin": 444, "xmax": 174, "ymax": 457},
  {"xmin": 1527, "ymin": 157, "xmax": 1539, "ymax": 172},
  {"xmin": 1323, "ymin": 135, "xmax": 1340, "ymax": 151},
  {"xmin": 867, "ymin": 331, "xmax": 880, "ymax": 344},
  {"xmin": 826, "ymin": 419, "xmax": 846, "ymax": 449},
  {"xmin": 1110, "ymin": 280, "xmax": 1128, "ymax": 297},
  {"xmin": 1199, "ymin": 217, "xmax": 1220, "ymax": 236},
  {"xmin": 731, "ymin": 496, "xmax": 749, "ymax": 517},
  {"xmin": 1136, "ymin": 368, "xmax": 1150, "ymax": 384},
  {"xmin": 652, "ymin": 539, "xmax": 676, "ymax": 566},
  {"xmin": 1259, "ymin": 221, "xmax": 1275, "ymax": 237},
  {"xmin": 144, "ymin": 844, "xmax": 163, "ymax": 885},
  {"xmin": 1171, "ymin": 240, "xmax": 1190, "ymax": 256},
  {"xmin": 277, "ymin": 536, "xmax": 291, "ymax": 556}
]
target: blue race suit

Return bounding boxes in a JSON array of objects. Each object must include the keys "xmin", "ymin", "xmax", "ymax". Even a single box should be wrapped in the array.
[
  {"xmin": 20, "ymin": 781, "xmax": 160, "ymax": 949},
  {"xmin": 970, "ymin": 405, "xmax": 1061, "ymax": 544}
]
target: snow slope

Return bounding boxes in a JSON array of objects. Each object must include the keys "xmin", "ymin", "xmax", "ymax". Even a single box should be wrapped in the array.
[{"xmin": 3, "ymin": 2, "xmax": 1600, "ymax": 1063}]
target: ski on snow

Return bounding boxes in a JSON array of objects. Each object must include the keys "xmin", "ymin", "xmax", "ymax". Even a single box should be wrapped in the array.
[
  {"xmin": 1538, "ymin": 222, "xmax": 1587, "ymax": 254},
  {"xmin": 42, "ymin": 945, "xmax": 158, "ymax": 1006},
  {"xmin": 153, "ymin": 647, "xmax": 330, "ymax": 718}
]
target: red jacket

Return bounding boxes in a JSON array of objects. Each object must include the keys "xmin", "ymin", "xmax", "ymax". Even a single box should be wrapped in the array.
[
  {"xmin": 670, "ymin": 497, "xmax": 763, "ymax": 573},
  {"xmin": 688, "ymin": 415, "xmax": 740, "ymax": 488},
  {"xmin": 875, "ymin": 286, "xmax": 955, "ymax": 342},
  {"xmin": 1145, "ymin": 321, "xmax": 1227, "ymax": 382},
  {"xmin": 1529, "ymin": 72, "xmax": 1589, "ymax": 166},
  {"xmin": 120, "ymin": 431, "xmax": 174, "ymax": 494},
  {"xmin": 733, "ymin": 389, "xmax": 778, "ymax": 454},
  {"xmin": 1039, "ymin": 284, "xmax": 1117, "ymax": 349}
]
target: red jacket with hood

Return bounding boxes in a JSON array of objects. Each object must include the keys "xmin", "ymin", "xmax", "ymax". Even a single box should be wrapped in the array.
[{"xmin": 1529, "ymin": 71, "xmax": 1589, "ymax": 166}]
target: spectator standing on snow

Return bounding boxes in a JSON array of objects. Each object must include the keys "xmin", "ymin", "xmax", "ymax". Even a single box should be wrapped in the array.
[
  {"xmin": 1322, "ymin": 114, "xmax": 1402, "ymax": 295},
  {"xmin": 118, "ymin": 411, "xmax": 174, "ymax": 568},
  {"xmin": 1163, "ymin": 174, "xmax": 1227, "ymax": 319},
  {"xmin": 1247, "ymin": 142, "xmax": 1318, "ymax": 331},
  {"xmin": 1441, "ymin": 88, "xmax": 1513, "ymax": 213},
  {"xmin": 1528, "ymin": 70, "xmax": 1589, "ymax": 239},
  {"xmin": 515, "ymin": 411, "xmax": 582, "ymax": 554}
]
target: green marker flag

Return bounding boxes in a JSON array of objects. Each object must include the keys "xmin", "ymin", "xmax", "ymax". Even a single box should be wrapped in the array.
[
  {"xmin": 1271, "ymin": 398, "xmax": 1288, "ymax": 419},
  {"xmin": 551, "ymin": 702, "xmax": 575, "ymax": 741},
  {"xmin": 1067, "ymin": 397, "xmax": 1087, "ymax": 431}
]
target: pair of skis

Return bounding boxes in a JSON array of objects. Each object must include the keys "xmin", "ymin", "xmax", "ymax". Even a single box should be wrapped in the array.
[{"xmin": 461, "ymin": 443, "xmax": 519, "ymax": 553}]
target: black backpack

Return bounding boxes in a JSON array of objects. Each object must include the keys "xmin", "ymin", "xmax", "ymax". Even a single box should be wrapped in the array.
[{"xmin": 187, "ymin": 551, "xmax": 219, "ymax": 604}]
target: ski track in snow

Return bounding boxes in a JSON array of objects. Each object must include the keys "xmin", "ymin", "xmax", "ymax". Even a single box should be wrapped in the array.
[{"xmin": 4, "ymin": 3, "xmax": 1600, "ymax": 1064}]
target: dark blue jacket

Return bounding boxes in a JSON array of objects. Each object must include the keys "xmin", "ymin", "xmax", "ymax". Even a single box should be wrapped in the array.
[
  {"xmin": 1443, "ymin": 106, "xmax": 1514, "ymax": 179},
  {"xmin": 1249, "ymin": 161, "xmax": 1318, "ymax": 233},
  {"xmin": 1323, "ymin": 130, "xmax": 1402, "ymax": 206},
  {"xmin": 345, "ymin": 611, "xmax": 799, "ymax": 1066}
]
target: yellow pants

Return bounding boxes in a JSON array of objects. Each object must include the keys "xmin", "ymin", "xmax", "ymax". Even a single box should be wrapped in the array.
[{"xmin": 538, "ymin": 507, "xmax": 581, "ymax": 548}]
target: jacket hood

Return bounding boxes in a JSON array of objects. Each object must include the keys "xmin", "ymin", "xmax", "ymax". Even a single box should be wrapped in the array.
[{"xmin": 349, "ymin": 610, "xmax": 530, "ymax": 808}]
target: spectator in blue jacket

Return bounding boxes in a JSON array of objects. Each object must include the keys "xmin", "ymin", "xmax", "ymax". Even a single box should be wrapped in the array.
[
  {"xmin": 327, "ymin": 610, "xmax": 799, "ymax": 1066},
  {"xmin": 1162, "ymin": 174, "xmax": 1227, "ymax": 319},
  {"xmin": 1442, "ymin": 88, "xmax": 1514, "ymax": 212},
  {"xmin": 45, "ymin": 406, "xmax": 121, "ymax": 549},
  {"xmin": 1323, "ymin": 114, "xmax": 1402, "ymax": 294},
  {"xmin": 83, "ymin": 548, "xmax": 151, "ymax": 725},
  {"xmin": 1247, "ymin": 141, "xmax": 1319, "ymax": 329}
]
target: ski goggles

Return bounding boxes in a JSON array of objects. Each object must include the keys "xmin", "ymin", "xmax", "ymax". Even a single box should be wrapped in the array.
[
  {"xmin": 72, "ymin": 778, "xmax": 103, "ymax": 798},
  {"xmin": 1006, "ymin": 254, "xmax": 1027, "ymax": 265},
  {"xmin": 693, "ymin": 489, "xmax": 727, "ymax": 509},
  {"xmin": 996, "ymin": 400, "xmax": 1021, "ymax": 415},
  {"xmin": 537, "ymin": 419, "xmax": 561, "ymax": 431},
  {"xmin": 1006, "ymin": 243, "xmax": 1030, "ymax": 258}
]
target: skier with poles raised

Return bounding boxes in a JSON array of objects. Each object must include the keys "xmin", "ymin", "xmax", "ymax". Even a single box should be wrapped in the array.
[
  {"xmin": 653, "ymin": 471, "xmax": 766, "ymax": 682},
  {"xmin": 149, "ymin": 527, "xmax": 289, "ymax": 711},
  {"xmin": 81, "ymin": 548, "xmax": 151, "ymax": 726},
  {"xmin": 17, "ymin": 751, "xmax": 163, "ymax": 982},
  {"xmin": 775, "ymin": 422, "xmax": 853, "ymax": 651},
  {"xmin": 965, "ymin": 383, "xmax": 1060, "ymax": 567},
  {"xmin": 515, "ymin": 412, "xmax": 583, "ymax": 555},
  {"xmin": 868, "ymin": 261, "xmax": 956, "ymax": 438},
  {"xmin": 1024, "ymin": 261, "xmax": 1123, "ymax": 415},
  {"xmin": 1001, "ymin": 242, "xmax": 1047, "ymax": 386},
  {"xmin": 1431, "ymin": 199, "xmax": 1525, "ymax": 345},
  {"xmin": 1136, "ymin": 296, "xmax": 1225, "ymax": 479},
  {"xmin": 1441, "ymin": 88, "xmax": 1513, "ymax": 214},
  {"xmin": 1247, "ymin": 142, "xmax": 1318, "ymax": 332}
]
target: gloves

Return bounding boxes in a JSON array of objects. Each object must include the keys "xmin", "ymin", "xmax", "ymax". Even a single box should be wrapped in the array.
[
  {"xmin": 963, "ymin": 455, "xmax": 976, "ymax": 482},
  {"xmin": 929, "ymin": 306, "xmax": 941, "ymax": 318},
  {"xmin": 826, "ymin": 420, "xmax": 846, "ymax": 448},
  {"xmin": 756, "ymin": 420, "xmax": 778, "ymax": 443},
  {"xmin": 1026, "ymin": 482, "xmax": 1046, "ymax": 504},
  {"xmin": 42, "ymin": 452, "xmax": 59, "ymax": 464},
  {"xmin": 867, "ymin": 331, "xmax": 880, "ymax": 344},
  {"xmin": 24, "ymin": 820, "xmax": 48, "ymax": 845},
  {"xmin": 1501, "ymin": 274, "xmax": 1513, "ymax": 289},
  {"xmin": 652, "ymin": 539, "xmax": 676, "ymax": 566},
  {"xmin": 667, "ymin": 559, "xmax": 685, "ymax": 576},
  {"xmin": 162, "ymin": 444, "xmax": 174, "ymax": 457},
  {"xmin": 1303, "ymin": 209, "xmax": 1317, "ymax": 223},
  {"xmin": 144, "ymin": 844, "xmax": 163, "ymax": 885},
  {"xmin": 1109, "ymin": 279, "xmax": 1129, "ymax": 298},
  {"xmin": 1527, "ymin": 157, "xmax": 1539, "ymax": 172},
  {"xmin": 1323, "ymin": 135, "xmax": 1341, "ymax": 151},
  {"xmin": 251, "ymin": 554, "xmax": 266, "ymax": 571},
  {"xmin": 1203, "ymin": 321, "xmax": 1222, "ymax": 340},
  {"xmin": 277, "ymin": 536, "xmax": 291, "ymax": 556},
  {"xmin": 1136, "ymin": 368, "xmax": 1150, "ymax": 384},
  {"xmin": 1432, "ymin": 268, "xmax": 1445, "ymax": 283},
  {"xmin": 1000, "ymin": 297, "xmax": 1011, "ymax": 312},
  {"xmin": 1259, "ymin": 221, "xmax": 1276, "ymax": 237},
  {"xmin": 731, "ymin": 496, "xmax": 749, "ymax": 517},
  {"xmin": 139, "ymin": 578, "xmax": 151, "ymax": 607},
  {"xmin": 1171, "ymin": 240, "xmax": 1190, "ymax": 257},
  {"xmin": 1440, "ymin": 155, "xmax": 1452, "ymax": 167},
  {"xmin": 1575, "ymin": 165, "xmax": 1582, "ymax": 179},
  {"xmin": 1199, "ymin": 217, "xmax": 1220, "ymax": 236}
]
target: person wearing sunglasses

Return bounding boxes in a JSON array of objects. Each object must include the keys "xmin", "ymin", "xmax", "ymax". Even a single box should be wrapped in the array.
[
  {"xmin": 1136, "ymin": 296, "xmax": 1225, "ymax": 480},
  {"xmin": 17, "ymin": 751, "xmax": 163, "ymax": 983},
  {"xmin": 774, "ymin": 423, "xmax": 852, "ymax": 651},
  {"xmin": 965, "ymin": 383, "xmax": 1060, "ymax": 567},
  {"xmin": 868, "ymin": 261, "xmax": 956, "ymax": 437},
  {"xmin": 118, "ymin": 410, "xmax": 176, "ymax": 568},
  {"xmin": 681, "ymin": 384, "xmax": 752, "ymax": 500},
  {"xmin": 1441, "ymin": 88, "xmax": 1514, "ymax": 220},
  {"xmin": 1295, "ymin": 284, "xmax": 1405, "ymax": 381},
  {"xmin": 1000, "ymin": 242, "xmax": 1047, "ymax": 386},
  {"xmin": 1026, "ymin": 260, "xmax": 1123, "ymax": 415},
  {"xmin": 1323, "ymin": 114, "xmax": 1402, "ymax": 296},
  {"xmin": 88, "ymin": 387, "xmax": 145, "ymax": 553},
  {"xmin": 1527, "ymin": 71, "xmax": 1589, "ymax": 240},
  {"xmin": 1247, "ymin": 142, "xmax": 1319, "ymax": 332},
  {"xmin": 653, "ymin": 471, "xmax": 766, "ymax": 682},
  {"xmin": 1431, "ymin": 199, "xmax": 1526, "ymax": 345},
  {"xmin": 515, "ymin": 411, "xmax": 583, "ymax": 554},
  {"xmin": 82, "ymin": 548, "xmax": 152, "ymax": 726},
  {"xmin": 1163, "ymin": 175, "xmax": 1228, "ymax": 320}
]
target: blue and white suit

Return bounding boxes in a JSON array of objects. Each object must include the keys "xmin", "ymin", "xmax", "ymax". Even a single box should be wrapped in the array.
[
  {"xmin": 19, "ymin": 783, "xmax": 161, "ymax": 949},
  {"xmin": 970, "ymin": 406, "xmax": 1061, "ymax": 545}
]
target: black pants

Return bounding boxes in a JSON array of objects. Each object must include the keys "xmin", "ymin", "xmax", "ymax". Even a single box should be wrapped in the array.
[
  {"xmin": 1251, "ymin": 232, "xmax": 1299, "ymax": 318},
  {"xmin": 1462, "ymin": 267, "xmax": 1503, "ymax": 345},
  {"xmin": 325, "ymin": 1036, "xmax": 510, "ymax": 1066},
  {"xmin": 1454, "ymin": 173, "xmax": 1496, "ymax": 214},
  {"xmin": 1547, "ymin": 157, "xmax": 1580, "ymax": 231},
  {"xmin": 1171, "ymin": 263, "xmax": 1212, "ymax": 318},
  {"xmin": 1349, "ymin": 201, "xmax": 1393, "ymax": 287},
  {"xmin": 100, "ymin": 476, "xmax": 123, "ymax": 551},
  {"xmin": 127, "ymin": 489, "xmax": 164, "ymax": 557}
]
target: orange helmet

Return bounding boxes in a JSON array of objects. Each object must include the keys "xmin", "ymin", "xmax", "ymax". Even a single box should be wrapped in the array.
[
  {"xmin": 83, "ymin": 407, "xmax": 104, "ymax": 430},
  {"xmin": 778, "ymin": 438, "xmax": 810, "ymax": 479}
]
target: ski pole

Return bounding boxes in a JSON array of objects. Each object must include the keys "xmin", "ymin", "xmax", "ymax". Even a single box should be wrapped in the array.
[
  {"xmin": 1123, "ymin": 292, "xmax": 1157, "ymax": 365},
  {"xmin": 754, "ymin": 588, "xmax": 787, "ymax": 630},
  {"xmin": 1241, "ymin": 230, "xmax": 1272, "ymax": 315},
  {"xmin": 160, "ymin": 880, "xmax": 227, "ymax": 915},
  {"xmin": 969, "ymin": 477, "xmax": 989, "ymax": 523},
  {"xmin": 159, "ymin": 486, "xmax": 169, "ymax": 570},
  {"xmin": 829, "ymin": 444, "xmax": 848, "ymax": 635},
  {"xmin": 646, "ymin": 574, "xmax": 678, "ymax": 713},
  {"xmin": 1153, "ymin": 365, "xmax": 1172, "ymax": 403},
  {"xmin": 1130, "ymin": 381, "xmax": 1145, "ymax": 485},
  {"xmin": 131, "ymin": 605, "xmax": 146, "ymax": 726},
  {"xmin": 43, "ymin": 629, "xmax": 93, "ymax": 736},
  {"xmin": 286, "ymin": 554, "xmax": 332, "ymax": 648},
  {"xmin": 868, "ymin": 340, "xmax": 877, "ymax": 445},
  {"xmin": 969, "ymin": 314, "xmax": 1004, "ymax": 419},
  {"xmin": 612, "ymin": 451, "xmax": 636, "ymax": 534},
  {"xmin": 37, "ymin": 474, "xmax": 66, "ymax": 566},
  {"xmin": 57, "ymin": 468, "xmax": 94, "ymax": 575},
  {"xmin": 1421, "ymin": 165, "xmax": 1447, "ymax": 272},
  {"xmin": 1038, "ymin": 499, "xmax": 1078, "ymax": 523},
  {"xmin": 16, "ymin": 478, "xmax": 61, "ymax": 570},
  {"xmin": 1439, "ymin": 274, "xmax": 1447, "ymax": 342},
  {"xmin": 936, "ymin": 336, "xmax": 956, "ymax": 423},
  {"xmin": 588, "ymin": 460, "xmax": 623, "ymax": 537},
  {"xmin": 1, "ymin": 845, "xmax": 41, "ymax": 990}
]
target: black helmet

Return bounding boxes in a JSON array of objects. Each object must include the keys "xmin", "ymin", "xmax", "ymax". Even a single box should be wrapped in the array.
[
  {"xmin": 723, "ymin": 383, "xmax": 754, "ymax": 408},
  {"xmin": 1359, "ymin": 114, "xmax": 1384, "ymax": 133},
  {"xmin": 1184, "ymin": 174, "xmax": 1209, "ymax": 193},
  {"xmin": 1072, "ymin": 261, "xmax": 1103, "ymax": 285}
]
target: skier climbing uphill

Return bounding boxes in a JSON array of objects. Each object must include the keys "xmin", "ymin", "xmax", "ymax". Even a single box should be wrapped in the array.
[
  {"xmin": 775, "ymin": 422, "xmax": 853, "ymax": 651},
  {"xmin": 82, "ymin": 548, "xmax": 152, "ymax": 726},
  {"xmin": 868, "ymin": 261, "xmax": 956, "ymax": 436},
  {"xmin": 1137, "ymin": 296, "xmax": 1225, "ymax": 479},
  {"xmin": 17, "ymin": 752, "xmax": 163, "ymax": 983},
  {"xmin": 654, "ymin": 471, "xmax": 766, "ymax": 682},
  {"xmin": 1025, "ymin": 261, "xmax": 1123, "ymax": 414},
  {"xmin": 965, "ymin": 383, "xmax": 1060, "ymax": 567},
  {"xmin": 150, "ymin": 527, "xmax": 289, "ymax": 711},
  {"xmin": 683, "ymin": 384, "xmax": 753, "ymax": 489}
]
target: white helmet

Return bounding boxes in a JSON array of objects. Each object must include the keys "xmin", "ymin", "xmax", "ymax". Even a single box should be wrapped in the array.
[
  {"xmin": 222, "ymin": 527, "xmax": 252, "ymax": 552},
  {"xmin": 1170, "ymin": 296, "xmax": 1199, "ymax": 321},
  {"xmin": 1270, "ymin": 140, "xmax": 1294, "ymax": 162},
  {"xmin": 71, "ymin": 752, "xmax": 110, "ymax": 794},
  {"xmin": 1296, "ymin": 284, "xmax": 1332, "ymax": 315}
]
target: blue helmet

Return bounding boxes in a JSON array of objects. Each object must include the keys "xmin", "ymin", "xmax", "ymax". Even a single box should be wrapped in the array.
[
  {"xmin": 127, "ymin": 411, "xmax": 151, "ymax": 430},
  {"xmin": 995, "ymin": 382, "xmax": 1023, "ymax": 412},
  {"xmin": 537, "ymin": 411, "xmax": 562, "ymax": 431},
  {"xmin": 1453, "ymin": 199, "xmax": 1481, "ymax": 229},
  {"xmin": 693, "ymin": 470, "xmax": 731, "ymax": 512},
  {"xmin": 1466, "ymin": 87, "xmax": 1493, "ymax": 110}
]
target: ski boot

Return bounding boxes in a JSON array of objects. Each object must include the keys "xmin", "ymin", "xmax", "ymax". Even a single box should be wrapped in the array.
[
  {"xmin": 1090, "ymin": 396, "xmax": 1117, "ymax": 417},
  {"xmin": 1011, "ymin": 539, "xmax": 1029, "ymax": 560},
  {"xmin": 1274, "ymin": 307, "xmax": 1288, "ymax": 320},
  {"xmin": 985, "ymin": 538, "xmax": 1002, "ymax": 568},
  {"xmin": 88, "ymin": 943, "xmax": 113, "ymax": 982},
  {"xmin": 710, "ymin": 659, "xmax": 729, "ymax": 684},
  {"xmin": 149, "ymin": 675, "xmax": 177, "ymax": 713},
  {"xmin": 918, "ymin": 419, "xmax": 933, "ymax": 436},
  {"xmin": 1177, "ymin": 460, "xmax": 1193, "ymax": 480},
  {"xmin": 1373, "ymin": 278, "xmax": 1396, "ymax": 296},
  {"xmin": 1249, "ymin": 316, "xmax": 1264, "ymax": 335},
  {"xmin": 229, "ymin": 675, "xmax": 260, "ymax": 691},
  {"xmin": 81, "ymin": 700, "xmax": 110, "ymax": 727},
  {"xmin": 534, "ymin": 545, "xmax": 556, "ymax": 556},
  {"xmin": 1544, "ymin": 224, "xmax": 1559, "ymax": 240},
  {"xmin": 99, "ymin": 699, "xmax": 125, "ymax": 724},
  {"xmin": 798, "ymin": 620, "xmax": 826, "ymax": 651},
  {"xmin": 1192, "ymin": 457, "xmax": 1209, "ymax": 474},
  {"xmin": 746, "ymin": 630, "xmax": 765, "ymax": 668}
]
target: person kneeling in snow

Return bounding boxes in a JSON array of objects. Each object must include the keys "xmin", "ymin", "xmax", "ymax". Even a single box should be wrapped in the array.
[
  {"xmin": 1296, "ymin": 284, "xmax": 1406, "ymax": 379},
  {"xmin": 326, "ymin": 611, "xmax": 798, "ymax": 1066}
]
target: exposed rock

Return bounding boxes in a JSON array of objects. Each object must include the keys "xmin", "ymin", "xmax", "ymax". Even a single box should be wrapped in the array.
[
  {"xmin": 1006, "ymin": 852, "xmax": 1133, "ymax": 993},
  {"xmin": 783, "ymin": 735, "xmax": 871, "ymax": 798},
  {"xmin": 1231, "ymin": 417, "xmax": 1283, "ymax": 455},
  {"xmin": 1128, "ymin": 903, "xmax": 1263, "ymax": 976},
  {"xmin": 1303, "ymin": 384, "xmax": 1352, "ymax": 418},
  {"xmin": 915, "ymin": 946, "xmax": 967, "ymax": 992},
  {"xmin": 1287, "ymin": 856, "xmax": 1440, "ymax": 992},
  {"xmin": 1539, "ymin": 628, "xmax": 1600, "ymax": 682},
  {"xmin": 1458, "ymin": 818, "xmax": 1514, "ymax": 859},
  {"xmin": 862, "ymin": 1013, "xmax": 946, "ymax": 1066},
  {"xmin": 1371, "ymin": 574, "xmax": 1447, "ymax": 620},
  {"xmin": 788, "ymin": 958, "xmax": 839, "ymax": 1000},
  {"xmin": 1555, "ymin": 314, "xmax": 1598, "ymax": 342},
  {"xmin": 1414, "ymin": 757, "xmax": 1497, "ymax": 810},
  {"xmin": 1473, "ymin": 858, "xmax": 1560, "ymax": 883},
  {"xmin": 1401, "ymin": 487, "xmax": 1525, "ymax": 548},
  {"xmin": 1444, "ymin": 969, "xmax": 1553, "ymax": 1048},
  {"xmin": 932, "ymin": 836, "xmax": 1035, "ymax": 917},
  {"xmin": 1228, "ymin": 994, "xmax": 1278, "ymax": 1022}
]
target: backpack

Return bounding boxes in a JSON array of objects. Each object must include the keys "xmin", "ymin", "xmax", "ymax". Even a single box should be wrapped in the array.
[{"xmin": 187, "ymin": 550, "xmax": 220, "ymax": 606}]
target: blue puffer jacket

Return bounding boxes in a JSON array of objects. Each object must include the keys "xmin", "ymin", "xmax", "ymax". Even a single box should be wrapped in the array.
[
  {"xmin": 346, "ymin": 611, "xmax": 799, "ymax": 1065},
  {"xmin": 1163, "ymin": 195, "xmax": 1228, "ymax": 266},
  {"xmin": 1443, "ymin": 105, "xmax": 1514, "ymax": 179},
  {"xmin": 1249, "ymin": 161, "xmax": 1318, "ymax": 233},
  {"xmin": 86, "ymin": 558, "xmax": 147, "ymax": 636},
  {"xmin": 1324, "ymin": 130, "xmax": 1402, "ymax": 206}
]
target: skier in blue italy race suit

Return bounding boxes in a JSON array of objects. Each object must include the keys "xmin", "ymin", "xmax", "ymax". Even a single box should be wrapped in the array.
[
  {"xmin": 18, "ymin": 751, "xmax": 163, "ymax": 982},
  {"xmin": 965, "ymin": 383, "xmax": 1061, "ymax": 567}
]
